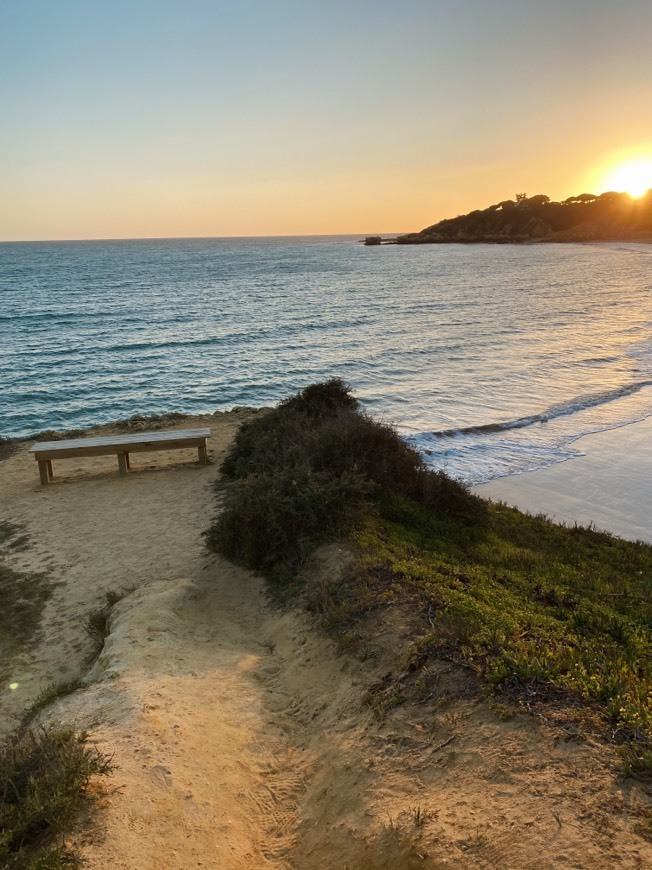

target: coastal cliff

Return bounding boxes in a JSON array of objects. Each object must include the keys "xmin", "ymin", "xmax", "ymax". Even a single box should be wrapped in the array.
[{"xmin": 398, "ymin": 189, "xmax": 652, "ymax": 243}]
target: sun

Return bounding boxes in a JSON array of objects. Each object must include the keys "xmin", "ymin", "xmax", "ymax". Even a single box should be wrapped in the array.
[{"xmin": 603, "ymin": 159, "xmax": 652, "ymax": 198}]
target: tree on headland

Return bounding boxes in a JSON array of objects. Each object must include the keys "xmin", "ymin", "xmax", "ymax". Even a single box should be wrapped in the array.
[
  {"xmin": 397, "ymin": 187, "xmax": 652, "ymax": 244},
  {"xmin": 599, "ymin": 191, "xmax": 624, "ymax": 202},
  {"xmin": 526, "ymin": 194, "xmax": 550, "ymax": 207},
  {"xmin": 563, "ymin": 193, "xmax": 597, "ymax": 204}
]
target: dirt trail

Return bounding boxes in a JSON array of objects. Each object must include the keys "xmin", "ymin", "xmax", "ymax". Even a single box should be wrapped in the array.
[{"xmin": 2, "ymin": 413, "xmax": 652, "ymax": 868}]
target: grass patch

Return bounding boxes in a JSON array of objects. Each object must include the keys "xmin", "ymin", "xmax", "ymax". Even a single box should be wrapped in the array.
[
  {"xmin": 0, "ymin": 522, "xmax": 30, "ymax": 555},
  {"xmin": 113, "ymin": 411, "xmax": 187, "ymax": 432},
  {"xmin": 25, "ymin": 428, "xmax": 89, "ymax": 443},
  {"xmin": 352, "ymin": 493, "xmax": 652, "ymax": 748},
  {"xmin": 21, "ymin": 681, "xmax": 85, "ymax": 730},
  {"xmin": 0, "ymin": 521, "xmax": 113, "ymax": 868},
  {"xmin": 23, "ymin": 412, "xmax": 190, "ymax": 445},
  {"xmin": 0, "ymin": 525, "xmax": 53, "ymax": 682},
  {"xmin": 0, "ymin": 725, "xmax": 114, "ymax": 868}
]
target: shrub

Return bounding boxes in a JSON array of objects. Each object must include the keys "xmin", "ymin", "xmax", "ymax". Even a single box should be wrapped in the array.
[
  {"xmin": 220, "ymin": 378, "xmax": 358, "ymax": 479},
  {"xmin": 0, "ymin": 726, "xmax": 113, "ymax": 867},
  {"xmin": 279, "ymin": 378, "xmax": 359, "ymax": 417},
  {"xmin": 207, "ymin": 379, "xmax": 483, "ymax": 583},
  {"xmin": 220, "ymin": 378, "xmax": 480, "ymax": 510},
  {"xmin": 220, "ymin": 408, "xmax": 309, "ymax": 479},
  {"xmin": 205, "ymin": 466, "xmax": 371, "ymax": 581}
]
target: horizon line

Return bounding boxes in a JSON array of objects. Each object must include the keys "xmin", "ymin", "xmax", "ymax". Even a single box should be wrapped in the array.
[{"xmin": 0, "ymin": 231, "xmax": 408, "ymax": 245}]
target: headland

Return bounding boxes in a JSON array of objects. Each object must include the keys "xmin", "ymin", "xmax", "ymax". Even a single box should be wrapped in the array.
[{"xmin": 398, "ymin": 189, "xmax": 652, "ymax": 244}]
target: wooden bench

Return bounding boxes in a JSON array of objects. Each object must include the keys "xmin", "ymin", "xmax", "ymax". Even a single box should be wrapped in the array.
[{"xmin": 30, "ymin": 428, "xmax": 211, "ymax": 485}]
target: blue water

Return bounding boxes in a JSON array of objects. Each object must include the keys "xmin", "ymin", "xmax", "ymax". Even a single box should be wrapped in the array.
[{"xmin": 1, "ymin": 236, "xmax": 651, "ymax": 484}]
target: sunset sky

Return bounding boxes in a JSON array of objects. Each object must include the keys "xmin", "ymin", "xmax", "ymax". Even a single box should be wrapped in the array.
[{"xmin": 2, "ymin": 0, "xmax": 651, "ymax": 241}]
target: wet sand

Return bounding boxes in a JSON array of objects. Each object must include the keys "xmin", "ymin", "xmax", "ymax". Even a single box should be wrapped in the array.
[{"xmin": 475, "ymin": 415, "xmax": 652, "ymax": 544}]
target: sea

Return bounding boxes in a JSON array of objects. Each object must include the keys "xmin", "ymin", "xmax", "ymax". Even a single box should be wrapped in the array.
[{"xmin": 1, "ymin": 235, "xmax": 650, "ymax": 486}]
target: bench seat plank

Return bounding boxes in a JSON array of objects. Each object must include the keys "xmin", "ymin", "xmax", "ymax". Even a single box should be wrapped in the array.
[
  {"xmin": 30, "ymin": 428, "xmax": 211, "ymax": 455},
  {"xmin": 30, "ymin": 428, "xmax": 211, "ymax": 483}
]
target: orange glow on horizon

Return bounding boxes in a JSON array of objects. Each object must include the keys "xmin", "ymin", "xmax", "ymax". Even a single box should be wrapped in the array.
[{"xmin": 599, "ymin": 158, "xmax": 652, "ymax": 199}]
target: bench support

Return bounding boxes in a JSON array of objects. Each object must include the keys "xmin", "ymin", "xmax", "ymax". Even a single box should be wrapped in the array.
[
  {"xmin": 117, "ymin": 453, "xmax": 129, "ymax": 476},
  {"xmin": 38, "ymin": 460, "xmax": 53, "ymax": 486}
]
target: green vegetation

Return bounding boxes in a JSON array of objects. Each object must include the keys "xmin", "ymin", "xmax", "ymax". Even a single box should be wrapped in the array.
[
  {"xmin": 21, "ymin": 682, "xmax": 85, "ymax": 730},
  {"xmin": 113, "ymin": 411, "xmax": 187, "ymax": 432},
  {"xmin": 0, "ymin": 725, "xmax": 113, "ymax": 869},
  {"xmin": 0, "ymin": 522, "xmax": 30, "ymax": 554},
  {"xmin": 0, "ymin": 524, "xmax": 53, "ymax": 683},
  {"xmin": 354, "ymin": 497, "xmax": 652, "ymax": 749},
  {"xmin": 204, "ymin": 379, "xmax": 482, "ymax": 586},
  {"xmin": 0, "ymin": 523, "xmax": 119, "ymax": 868},
  {"xmin": 207, "ymin": 380, "xmax": 652, "ymax": 765},
  {"xmin": 398, "ymin": 189, "xmax": 652, "ymax": 243},
  {"xmin": 24, "ymin": 428, "xmax": 89, "ymax": 444}
]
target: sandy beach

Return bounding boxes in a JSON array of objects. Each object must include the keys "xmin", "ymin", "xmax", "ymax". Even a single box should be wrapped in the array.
[
  {"xmin": 475, "ymin": 415, "xmax": 652, "ymax": 544},
  {"xmin": 2, "ymin": 412, "xmax": 652, "ymax": 868}
]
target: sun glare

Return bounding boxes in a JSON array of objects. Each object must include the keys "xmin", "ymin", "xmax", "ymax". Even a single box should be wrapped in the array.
[{"xmin": 603, "ymin": 160, "xmax": 652, "ymax": 198}]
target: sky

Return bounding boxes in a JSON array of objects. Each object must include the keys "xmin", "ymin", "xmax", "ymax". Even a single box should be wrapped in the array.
[{"xmin": 1, "ymin": 0, "xmax": 652, "ymax": 240}]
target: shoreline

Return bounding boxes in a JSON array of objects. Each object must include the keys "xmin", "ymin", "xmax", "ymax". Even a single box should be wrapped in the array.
[
  {"xmin": 474, "ymin": 414, "xmax": 652, "ymax": 544},
  {"xmin": 1, "ymin": 406, "xmax": 266, "ymax": 445},
  {"xmin": 396, "ymin": 236, "xmax": 652, "ymax": 245}
]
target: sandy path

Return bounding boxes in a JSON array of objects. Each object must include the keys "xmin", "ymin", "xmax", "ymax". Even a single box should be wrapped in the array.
[
  {"xmin": 0, "ymin": 412, "xmax": 250, "ymax": 729},
  {"xmin": 63, "ymin": 573, "xmax": 304, "ymax": 868},
  {"xmin": 0, "ymin": 412, "xmax": 348, "ymax": 867},
  {"xmin": 2, "ymin": 413, "xmax": 652, "ymax": 868}
]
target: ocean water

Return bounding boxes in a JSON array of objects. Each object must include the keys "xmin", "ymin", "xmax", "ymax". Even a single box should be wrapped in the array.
[{"xmin": 1, "ymin": 236, "xmax": 650, "ymax": 485}]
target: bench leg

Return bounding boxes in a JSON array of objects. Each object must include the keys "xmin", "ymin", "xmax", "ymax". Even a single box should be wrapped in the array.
[
  {"xmin": 46, "ymin": 460, "xmax": 54, "ymax": 481},
  {"xmin": 117, "ymin": 453, "xmax": 129, "ymax": 476},
  {"xmin": 198, "ymin": 443, "xmax": 208, "ymax": 464},
  {"xmin": 38, "ymin": 461, "xmax": 50, "ymax": 486}
]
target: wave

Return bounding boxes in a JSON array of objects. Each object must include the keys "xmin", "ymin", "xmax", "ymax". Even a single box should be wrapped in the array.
[
  {"xmin": 607, "ymin": 244, "xmax": 652, "ymax": 255},
  {"xmin": 575, "ymin": 355, "xmax": 621, "ymax": 365},
  {"xmin": 430, "ymin": 381, "xmax": 652, "ymax": 439}
]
